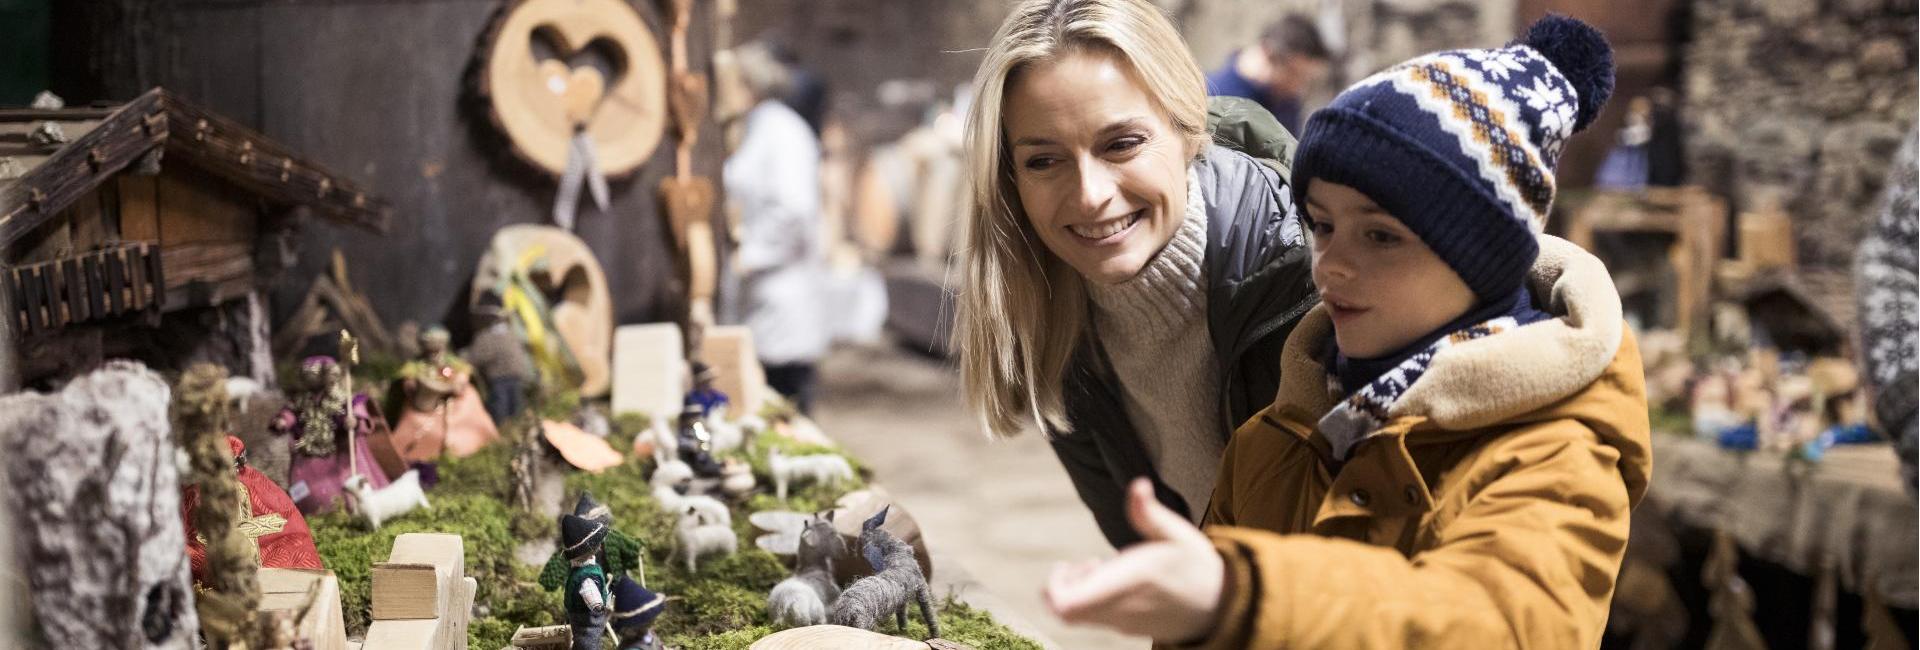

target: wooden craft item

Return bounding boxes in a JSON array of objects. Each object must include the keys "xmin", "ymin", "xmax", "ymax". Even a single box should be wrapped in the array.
[
  {"xmin": 612, "ymin": 323, "xmax": 687, "ymax": 418},
  {"xmin": 367, "ymin": 534, "xmax": 474, "ymax": 650},
  {"xmin": 372, "ymin": 533, "xmax": 466, "ymax": 621},
  {"xmin": 658, "ymin": 175, "xmax": 716, "ymax": 244},
  {"xmin": 669, "ymin": 72, "xmax": 710, "ymax": 142},
  {"xmin": 698, "ymin": 325, "xmax": 766, "ymax": 413},
  {"xmin": 749, "ymin": 625, "xmax": 934, "ymax": 650},
  {"xmin": 479, "ymin": 0, "xmax": 666, "ymax": 176},
  {"xmin": 257, "ymin": 569, "xmax": 348, "ymax": 650},
  {"xmin": 541, "ymin": 419, "xmax": 624, "ymax": 472},
  {"xmin": 471, "ymin": 225, "xmax": 614, "ymax": 396},
  {"xmin": 510, "ymin": 625, "xmax": 573, "ymax": 648}
]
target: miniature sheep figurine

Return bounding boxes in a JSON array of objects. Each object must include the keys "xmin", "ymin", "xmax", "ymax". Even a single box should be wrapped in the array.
[
  {"xmin": 643, "ymin": 418, "xmax": 679, "ymax": 465},
  {"xmin": 829, "ymin": 507, "xmax": 938, "ymax": 638},
  {"xmin": 675, "ymin": 505, "xmax": 737, "ymax": 573},
  {"xmin": 768, "ymin": 449, "xmax": 855, "ymax": 501},
  {"xmin": 343, "ymin": 468, "xmax": 429, "ymax": 530},
  {"xmin": 768, "ymin": 512, "xmax": 844, "ymax": 627},
  {"xmin": 649, "ymin": 459, "xmax": 730, "ymax": 525},
  {"xmin": 651, "ymin": 483, "xmax": 730, "ymax": 528},
  {"xmin": 223, "ymin": 376, "xmax": 266, "ymax": 412}
]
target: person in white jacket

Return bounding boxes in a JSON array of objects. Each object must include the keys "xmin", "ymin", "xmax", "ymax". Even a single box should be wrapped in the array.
[{"xmin": 724, "ymin": 42, "xmax": 829, "ymax": 413}]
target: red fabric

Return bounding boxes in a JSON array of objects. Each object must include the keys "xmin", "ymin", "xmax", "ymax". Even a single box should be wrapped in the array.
[{"xmin": 182, "ymin": 465, "xmax": 325, "ymax": 585}]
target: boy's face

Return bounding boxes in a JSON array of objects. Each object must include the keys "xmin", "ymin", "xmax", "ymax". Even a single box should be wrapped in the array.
[
  {"xmin": 1303, "ymin": 181, "xmax": 1476, "ymax": 359},
  {"xmin": 1003, "ymin": 47, "xmax": 1193, "ymax": 285}
]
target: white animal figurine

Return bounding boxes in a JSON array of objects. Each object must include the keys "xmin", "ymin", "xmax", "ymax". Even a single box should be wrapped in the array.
[
  {"xmin": 224, "ymin": 376, "xmax": 266, "ymax": 411},
  {"xmin": 650, "ymin": 459, "xmax": 695, "ymax": 490},
  {"xmin": 343, "ymin": 469, "xmax": 429, "ymax": 530},
  {"xmin": 675, "ymin": 505, "xmax": 737, "ymax": 573},
  {"xmin": 645, "ymin": 417, "xmax": 679, "ymax": 464},
  {"xmin": 768, "ymin": 449, "xmax": 855, "ymax": 501},
  {"xmin": 652, "ymin": 483, "xmax": 731, "ymax": 528},
  {"xmin": 705, "ymin": 417, "xmax": 744, "ymax": 453},
  {"xmin": 720, "ymin": 460, "xmax": 757, "ymax": 499}
]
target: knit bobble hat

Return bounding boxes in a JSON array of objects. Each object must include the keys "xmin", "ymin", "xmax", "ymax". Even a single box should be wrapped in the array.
[
  {"xmin": 1291, "ymin": 14, "xmax": 1615, "ymax": 302},
  {"xmin": 609, "ymin": 576, "xmax": 666, "ymax": 633}
]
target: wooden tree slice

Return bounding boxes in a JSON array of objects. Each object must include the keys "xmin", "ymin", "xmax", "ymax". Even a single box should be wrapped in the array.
[
  {"xmin": 749, "ymin": 625, "xmax": 929, "ymax": 650},
  {"xmin": 479, "ymin": 0, "xmax": 666, "ymax": 177}
]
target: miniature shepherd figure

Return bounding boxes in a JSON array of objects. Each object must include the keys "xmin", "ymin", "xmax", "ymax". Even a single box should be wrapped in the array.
[
  {"xmin": 829, "ymin": 507, "xmax": 938, "ymax": 638},
  {"xmin": 561, "ymin": 513, "xmax": 613, "ymax": 649},
  {"xmin": 609, "ymin": 576, "xmax": 668, "ymax": 650}
]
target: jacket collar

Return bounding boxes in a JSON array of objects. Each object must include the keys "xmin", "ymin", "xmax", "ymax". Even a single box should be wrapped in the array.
[{"xmin": 1273, "ymin": 235, "xmax": 1625, "ymax": 435}]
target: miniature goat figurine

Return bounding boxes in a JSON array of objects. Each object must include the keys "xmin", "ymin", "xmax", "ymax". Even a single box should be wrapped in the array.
[
  {"xmin": 768, "ymin": 511, "xmax": 845, "ymax": 627},
  {"xmin": 343, "ymin": 468, "xmax": 429, "ymax": 530},
  {"xmin": 768, "ymin": 449, "xmax": 854, "ymax": 501},
  {"xmin": 675, "ymin": 505, "xmax": 737, "ymax": 573},
  {"xmin": 828, "ymin": 507, "xmax": 938, "ymax": 638}
]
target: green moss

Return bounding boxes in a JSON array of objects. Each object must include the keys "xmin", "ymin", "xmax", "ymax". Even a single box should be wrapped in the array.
[{"xmin": 311, "ymin": 420, "xmax": 1036, "ymax": 649}]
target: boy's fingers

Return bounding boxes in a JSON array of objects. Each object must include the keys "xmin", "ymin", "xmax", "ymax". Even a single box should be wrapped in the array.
[
  {"xmin": 1127, "ymin": 477, "xmax": 1205, "ymax": 545},
  {"xmin": 1048, "ymin": 551, "xmax": 1157, "ymax": 619}
]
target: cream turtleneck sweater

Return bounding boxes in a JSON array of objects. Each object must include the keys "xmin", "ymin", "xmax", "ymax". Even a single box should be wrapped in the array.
[{"xmin": 1085, "ymin": 174, "xmax": 1222, "ymax": 523}]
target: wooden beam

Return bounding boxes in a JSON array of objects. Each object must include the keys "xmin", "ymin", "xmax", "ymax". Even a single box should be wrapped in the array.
[{"xmin": 0, "ymin": 89, "xmax": 167, "ymax": 248}]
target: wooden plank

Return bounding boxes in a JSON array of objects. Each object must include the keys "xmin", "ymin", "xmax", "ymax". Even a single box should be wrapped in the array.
[
  {"xmin": 46, "ymin": 256, "xmax": 68, "ymax": 327},
  {"xmin": 126, "ymin": 245, "xmax": 147, "ymax": 312},
  {"xmin": 82, "ymin": 255, "xmax": 105, "ymax": 321},
  {"xmin": 372, "ymin": 533, "xmax": 464, "ymax": 622},
  {"xmin": 117, "ymin": 174, "xmax": 159, "ymax": 242},
  {"xmin": 156, "ymin": 90, "xmax": 389, "ymax": 233},
  {"xmin": 104, "ymin": 248, "xmax": 124, "ymax": 316},
  {"xmin": 144, "ymin": 243, "xmax": 165, "ymax": 311},
  {"xmin": 0, "ymin": 90, "xmax": 167, "ymax": 248},
  {"xmin": 22, "ymin": 267, "xmax": 43, "ymax": 333},
  {"xmin": 157, "ymin": 165, "xmax": 257, "ymax": 246},
  {"xmin": 256, "ymin": 569, "xmax": 348, "ymax": 650},
  {"xmin": 65, "ymin": 257, "xmax": 88, "ymax": 323},
  {"xmin": 68, "ymin": 189, "xmax": 106, "ymax": 252},
  {"xmin": 6, "ymin": 268, "xmax": 26, "ymax": 334}
]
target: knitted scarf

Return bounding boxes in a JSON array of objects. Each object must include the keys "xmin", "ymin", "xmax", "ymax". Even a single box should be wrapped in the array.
[{"xmin": 1319, "ymin": 315, "xmax": 1519, "ymax": 461}]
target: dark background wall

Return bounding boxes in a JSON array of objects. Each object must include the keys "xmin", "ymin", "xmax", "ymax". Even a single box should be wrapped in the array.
[{"xmin": 38, "ymin": 0, "xmax": 722, "ymax": 335}]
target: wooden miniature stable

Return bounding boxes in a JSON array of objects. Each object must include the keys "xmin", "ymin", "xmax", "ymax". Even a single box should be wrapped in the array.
[
  {"xmin": 0, "ymin": 87, "xmax": 391, "ymax": 388},
  {"xmin": 1563, "ymin": 186, "xmax": 1725, "ymax": 343}
]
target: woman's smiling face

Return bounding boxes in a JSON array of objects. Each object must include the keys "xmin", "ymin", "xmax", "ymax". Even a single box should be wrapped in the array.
[
  {"xmin": 1002, "ymin": 46, "xmax": 1193, "ymax": 285},
  {"xmin": 1303, "ymin": 181, "xmax": 1476, "ymax": 358}
]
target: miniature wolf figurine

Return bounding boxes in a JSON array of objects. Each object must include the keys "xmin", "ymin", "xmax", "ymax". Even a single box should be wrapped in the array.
[
  {"xmin": 768, "ymin": 512, "xmax": 845, "ymax": 626},
  {"xmin": 828, "ymin": 507, "xmax": 938, "ymax": 638}
]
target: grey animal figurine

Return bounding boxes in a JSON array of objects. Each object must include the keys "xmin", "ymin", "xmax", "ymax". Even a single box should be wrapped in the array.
[
  {"xmin": 827, "ymin": 507, "xmax": 939, "ymax": 638},
  {"xmin": 768, "ymin": 511, "xmax": 846, "ymax": 626}
]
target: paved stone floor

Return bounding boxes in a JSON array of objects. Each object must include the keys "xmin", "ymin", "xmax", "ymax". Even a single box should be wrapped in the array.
[{"xmin": 811, "ymin": 342, "xmax": 1150, "ymax": 650}]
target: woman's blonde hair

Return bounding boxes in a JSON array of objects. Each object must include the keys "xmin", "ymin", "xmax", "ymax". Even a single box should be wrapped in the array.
[{"xmin": 957, "ymin": 0, "xmax": 1209, "ymax": 438}]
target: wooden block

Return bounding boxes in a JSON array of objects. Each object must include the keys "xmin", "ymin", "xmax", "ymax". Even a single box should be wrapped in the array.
[
  {"xmin": 509, "ymin": 624, "xmax": 572, "ymax": 648},
  {"xmin": 372, "ymin": 533, "xmax": 465, "ymax": 621},
  {"xmin": 257, "ymin": 568, "xmax": 348, "ymax": 650},
  {"xmin": 612, "ymin": 323, "xmax": 685, "ymax": 418},
  {"xmin": 699, "ymin": 325, "xmax": 765, "ymax": 414},
  {"xmin": 363, "ymin": 619, "xmax": 440, "ymax": 650}
]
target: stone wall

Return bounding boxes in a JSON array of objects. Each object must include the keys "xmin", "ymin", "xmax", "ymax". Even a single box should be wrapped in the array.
[{"xmin": 1681, "ymin": 0, "xmax": 1919, "ymax": 269}]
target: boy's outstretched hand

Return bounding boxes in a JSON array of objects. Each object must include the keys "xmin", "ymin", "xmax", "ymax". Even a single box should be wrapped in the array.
[{"xmin": 1042, "ymin": 477, "xmax": 1226, "ymax": 643}]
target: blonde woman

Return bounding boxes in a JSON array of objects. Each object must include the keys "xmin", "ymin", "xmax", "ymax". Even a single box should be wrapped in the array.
[{"xmin": 957, "ymin": 0, "xmax": 1317, "ymax": 547}]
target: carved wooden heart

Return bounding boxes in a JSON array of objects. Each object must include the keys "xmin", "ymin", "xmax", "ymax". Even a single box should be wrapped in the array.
[{"xmin": 479, "ymin": 0, "xmax": 665, "ymax": 176}]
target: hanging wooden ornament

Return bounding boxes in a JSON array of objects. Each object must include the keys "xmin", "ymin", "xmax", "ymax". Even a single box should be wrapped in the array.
[{"xmin": 475, "ymin": 0, "xmax": 667, "ymax": 178}]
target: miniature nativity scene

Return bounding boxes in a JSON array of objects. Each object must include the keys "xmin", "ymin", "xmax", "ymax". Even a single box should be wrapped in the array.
[{"xmin": 0, "ymin": 0, "xmax": 1036, "ymax": 648}]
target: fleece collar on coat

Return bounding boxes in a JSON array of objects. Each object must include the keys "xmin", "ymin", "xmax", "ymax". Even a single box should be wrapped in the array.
[{"xmin": 1271, "ymin": 235, "xmax": 1625, "ymax": 435}]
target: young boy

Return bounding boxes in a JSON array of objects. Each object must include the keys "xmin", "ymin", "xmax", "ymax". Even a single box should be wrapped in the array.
[{"xmin": 1043, "ymin": 15, "xmax": 1651, "ymax": 648}]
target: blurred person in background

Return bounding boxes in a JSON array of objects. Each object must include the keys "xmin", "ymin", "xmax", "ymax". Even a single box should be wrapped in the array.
[
  {"xmin": 725, "ymin": 41, "xmax": 829, "ymax": 414},
  {"xmin": 1204, "ymin": 13, "xmax": 1332, "ymax": 133},
  {"xmin": 955, "ymin": 0, "xmax": 1317, "ymax": 548}
]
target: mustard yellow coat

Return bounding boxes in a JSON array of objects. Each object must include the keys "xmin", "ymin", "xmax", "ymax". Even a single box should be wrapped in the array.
[{"xmin": 1187, "ymin": 236, "xmax": 1652, "ymax": 649}]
